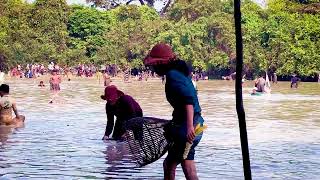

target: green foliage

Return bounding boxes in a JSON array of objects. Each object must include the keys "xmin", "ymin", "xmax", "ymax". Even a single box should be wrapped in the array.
[
  {"xmin": 67, "ymin": 5, "xmax": 115, "ymax": 60},
  {"xmin": 1, "ymin": 0, "xmax": 319, "ymax": 79},
  {"xmin": 168, "ymin": 0, "xmax": 226, "ymax": 22},
  {"xmin": 242, "ymin": 0, "xmax": 320, "ymax": 77}
]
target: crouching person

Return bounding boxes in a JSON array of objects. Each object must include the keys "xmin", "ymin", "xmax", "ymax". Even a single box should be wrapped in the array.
[{"xmin": 101, "ymin": 85, "xmax": 143, "ymax": 140}]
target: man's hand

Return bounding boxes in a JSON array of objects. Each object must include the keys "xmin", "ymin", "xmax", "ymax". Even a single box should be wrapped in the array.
[
  {"xmin": 186, "ymin": 126, "xmax": 195, "ymax": 143},
  {"xmin": 185, "ymin": 104, "xmax": 195, "ymax": 143},
  {"xmin": 102, "ymin": 135, "xmax": 110, "ymax": 141}
]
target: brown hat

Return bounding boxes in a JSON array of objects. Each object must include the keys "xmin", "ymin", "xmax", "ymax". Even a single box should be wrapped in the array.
[
  {"xmin": 104, "ymin": 85, "xmax": 124, "ymax": 102},
  {"xmin": 144, "ymin": 43, "xmax": 176, "ymax": 66}
]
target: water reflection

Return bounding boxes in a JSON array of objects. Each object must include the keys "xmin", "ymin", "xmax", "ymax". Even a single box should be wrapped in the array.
[
  {"xmin": 102, "ymin": 142, "xmax": 135, "ymax": 179},
  {"xmin": 0, "ymin": 126, "xmax": 13, "ymax": 146},
  {"xmin": 0, "ymin": 79, "xmax": 319, "ymax": 179}
]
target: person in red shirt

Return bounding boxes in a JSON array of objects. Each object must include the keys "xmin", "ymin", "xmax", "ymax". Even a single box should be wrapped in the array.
[{"xmin": 101, "ymin": 85, "xmax": 143, "ymax": 140}]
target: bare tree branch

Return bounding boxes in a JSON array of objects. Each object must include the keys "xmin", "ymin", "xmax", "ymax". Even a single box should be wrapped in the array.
[
  {"xmin": 138, "ymin": 0, "xmax": 145, "ymax": 5},
  {"xmin": 126, "ymin": 0, "xmax": 135, "ymax": 5},
  {"xmin": 160, "ymin": 0, "xmax": 173, "ymax": 16}
]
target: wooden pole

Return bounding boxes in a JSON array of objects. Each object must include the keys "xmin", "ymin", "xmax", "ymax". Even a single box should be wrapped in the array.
[{"xmin": 233, "ymin": 0, "xmax": 252, "ymax": 179}]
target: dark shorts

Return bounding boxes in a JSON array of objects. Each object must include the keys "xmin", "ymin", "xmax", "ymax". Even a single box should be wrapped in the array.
[
  {"xmin": 165, "ymin": 121, "xmax": 203, "ymax": 162},
  {"xmin": 50, "ymin": 84, "xmax": 60, "ymax": 91}
]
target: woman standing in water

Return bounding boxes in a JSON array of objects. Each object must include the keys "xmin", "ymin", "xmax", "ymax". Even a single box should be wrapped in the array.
[{"xmin": 144, "ymin": 43, "xmax": 204, "ymax": 180}]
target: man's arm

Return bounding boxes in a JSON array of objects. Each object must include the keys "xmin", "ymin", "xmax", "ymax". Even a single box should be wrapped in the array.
[
  {"xmin": 12, "ymin": 102, "xmax": 19, "ymax": 118},
  {"xmin": 103, "ymin": 107, "xmax": 115, "ymax": 140},
  {"xmin": 186, "ymin": 104, "xmax": 195, "ymax": 143}
]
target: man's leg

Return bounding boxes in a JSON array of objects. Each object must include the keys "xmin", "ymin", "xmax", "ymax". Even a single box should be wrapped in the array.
[
  {"xmin": 181, "ymin": 160, "xmax": 199, "ymax": 180},
  {"xmin": 163, "ymin": 157, "xmax": 178, "ymax": 180}
]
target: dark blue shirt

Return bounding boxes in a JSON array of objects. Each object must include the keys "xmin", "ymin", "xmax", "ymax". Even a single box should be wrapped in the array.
[
  {"xmin": 165, "ymin": 70, "xmax": 204, "ymax": 125},
  {"xmin": 291, "ymin": 76, "xmax": 299, "ymax": 84}
]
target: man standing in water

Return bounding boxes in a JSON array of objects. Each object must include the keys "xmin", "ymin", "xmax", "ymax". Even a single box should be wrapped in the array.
[
  {"xmin": 103, "ymin": 70, "xmax": 111, "ymax": 87},
  {"xmin": 273, "ymin": 72, "xmax": 277, "ymax": 84},
  {"xmin": 49, "ymin": 70, "xmax": 61, "ymax": 103},
  {"xmin": 144, "ymin": 43, "xmax": 204, "ymax": 180},
  {"xmin": 291, "ymin": 74, "xmax": 300, "ymax": 88},
  {"xmin": 101, "ymin": 85, "xmax": 143, "ymax": 140},
  {"xmin": 0, "ymin": 84, "xmax": 24, "ymax": 127}
]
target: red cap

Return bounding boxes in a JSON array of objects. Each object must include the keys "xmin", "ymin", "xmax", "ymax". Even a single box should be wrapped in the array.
[
  {"xmin": 104, "ymin": 85, "xmax": 124, "ymax": 102},
  {"xmin": 144, "ymin": 43, "xmax": 176, "ymax": 66}
]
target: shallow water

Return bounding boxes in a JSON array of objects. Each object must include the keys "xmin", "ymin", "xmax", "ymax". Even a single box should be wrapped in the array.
[{"xmin": 0, "ymin": 78, "xmax": 319, "ymax": 179}]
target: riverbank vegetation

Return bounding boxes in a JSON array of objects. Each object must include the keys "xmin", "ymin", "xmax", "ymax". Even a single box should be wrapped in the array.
[{"xmin": 0, "ymin": 0, "xmax": 319, "ymax": 80}]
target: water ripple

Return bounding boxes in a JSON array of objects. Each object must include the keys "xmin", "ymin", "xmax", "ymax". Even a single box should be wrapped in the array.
[{"xmin": 0, "ymin": 79, "xmax": 319, "ymax": 179}]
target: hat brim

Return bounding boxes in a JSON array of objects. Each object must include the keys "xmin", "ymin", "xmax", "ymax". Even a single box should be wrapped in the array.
[{"xmin": 144, "ymin": 55, "xmax": 173, "ymax": 66}]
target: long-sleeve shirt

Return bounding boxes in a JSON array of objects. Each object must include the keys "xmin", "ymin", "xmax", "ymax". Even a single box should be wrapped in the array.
[{"xmin": 104, "ymin": 95, "xmax": 143, "ymax": 139}]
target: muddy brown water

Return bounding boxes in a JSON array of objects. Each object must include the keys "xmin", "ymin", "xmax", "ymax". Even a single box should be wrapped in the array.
[{"xmin": 0, "ymin": 78, "xmax": 319, "ymax": 179}]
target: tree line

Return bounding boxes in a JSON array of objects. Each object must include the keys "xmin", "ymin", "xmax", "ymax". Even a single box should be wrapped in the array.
[{"xmin": 0, "ymin": 0, "xmax": 319, "ymax": 80}]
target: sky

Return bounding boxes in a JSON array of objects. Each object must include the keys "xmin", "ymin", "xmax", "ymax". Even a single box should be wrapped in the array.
[{"xmin": 66, "ymin": 0, "xmax": 86, "ymax": 4}]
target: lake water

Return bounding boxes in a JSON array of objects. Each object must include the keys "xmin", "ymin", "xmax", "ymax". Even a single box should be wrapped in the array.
[{"xmin": 0, "ymin": 78, "xmax": 319, "ymax": 179}]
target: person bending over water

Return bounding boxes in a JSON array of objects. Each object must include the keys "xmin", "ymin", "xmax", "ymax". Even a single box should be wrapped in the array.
[
  {"xmin": 0, "ymin": 84, "xmax": 25, "ymax": 127},
  {"xmin": 144, "ymin": 43, "xmax": 204, "ymax": 180},
  {"xmin": 101, "ymin": 85, "xmax": 143, "ymax": 140}
]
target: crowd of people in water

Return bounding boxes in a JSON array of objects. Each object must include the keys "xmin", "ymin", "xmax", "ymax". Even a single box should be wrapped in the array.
[
  {"xmin": 221, "ymin": 70, "xmax": 311, "ymax": 96},
  {"xmin": 8, "ymin": 63, "xmax": 119, "ymax": 79},
  {"xmin": 5, "ymin": 62, "xmax": 207, "ymax": 90},
  {"xmin": 0, "ymin": 44, "xmax": 208, "ymax": 180},
  {"xmin": 0, "ymin": 43, "xmax": 319, "ymax": 179}
]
